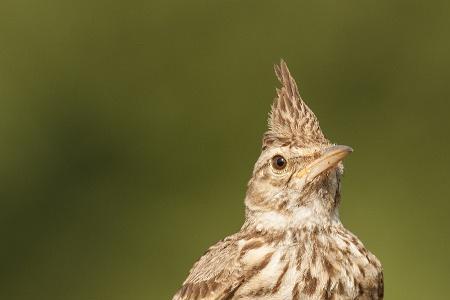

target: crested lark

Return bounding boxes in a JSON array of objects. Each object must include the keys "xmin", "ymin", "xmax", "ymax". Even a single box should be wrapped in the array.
[{"xmin": 173, "ymin": 60, "xmax": 383, "ymax": 300}]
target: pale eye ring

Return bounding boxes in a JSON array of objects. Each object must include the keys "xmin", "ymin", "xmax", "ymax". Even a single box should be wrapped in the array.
[{"xmin": 271, "ymin": 155, "xmax": 287, "ymax": 171}]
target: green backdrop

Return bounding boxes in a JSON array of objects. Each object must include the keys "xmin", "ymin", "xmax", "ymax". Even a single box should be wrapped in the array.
[{"xmin": 1, "ymin": 1, "xmax": 449, "ymax": 299}]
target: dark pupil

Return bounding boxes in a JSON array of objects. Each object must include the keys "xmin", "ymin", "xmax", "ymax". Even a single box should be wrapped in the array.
[{"xmin": 276, "ymin": 157, "xmax": 285, "ymax": 167}]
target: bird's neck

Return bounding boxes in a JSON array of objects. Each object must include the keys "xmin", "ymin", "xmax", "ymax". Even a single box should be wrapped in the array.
[{"xmin": 243, "ymin": 203, "xmax": 340, "ymax": 233}]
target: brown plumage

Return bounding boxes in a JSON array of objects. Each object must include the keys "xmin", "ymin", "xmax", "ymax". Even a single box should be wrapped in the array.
[{"xmin": 172, "ymin": 60, "xmax": 383, "ymax": 300}]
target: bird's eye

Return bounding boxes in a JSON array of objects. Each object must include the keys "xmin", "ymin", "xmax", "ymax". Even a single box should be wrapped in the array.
[{"xmin": 271, "ymin": 155, "xmax": 287, "ymax": 171}]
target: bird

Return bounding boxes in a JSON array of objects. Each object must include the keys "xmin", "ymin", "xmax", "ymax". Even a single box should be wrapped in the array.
[{"xmin": 172, "ymin": 60, "xmax": 383, "ymax": 300}]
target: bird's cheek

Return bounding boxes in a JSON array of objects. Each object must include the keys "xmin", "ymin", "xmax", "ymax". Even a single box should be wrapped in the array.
[
  {"xmin": 287, "ymin": 176, "xmax": 308, "ymax": 192},
  {"xmin": 245, "ymin": 182, "xmax": 274, "ymax": 205}
]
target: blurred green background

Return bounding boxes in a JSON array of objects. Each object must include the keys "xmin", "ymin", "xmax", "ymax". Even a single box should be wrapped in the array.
[{"xmin": 1, "ymin": 1, "xmax": 449, "ymax": 299}]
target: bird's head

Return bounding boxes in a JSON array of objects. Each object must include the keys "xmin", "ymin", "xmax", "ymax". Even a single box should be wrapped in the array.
[{"xmin": 244, "ymin": 61, "xmax": 352, "ymax": 229}]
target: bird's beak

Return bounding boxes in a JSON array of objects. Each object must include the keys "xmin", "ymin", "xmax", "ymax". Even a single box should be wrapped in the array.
[{"xmin": 295, "ymin": 145, "xmax": 353, "ymax": 183}]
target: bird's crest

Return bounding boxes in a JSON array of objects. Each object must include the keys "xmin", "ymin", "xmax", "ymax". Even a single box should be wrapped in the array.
[{"xmin": 263, "ymin": 60, "xmax": 329, "ymax": 149}]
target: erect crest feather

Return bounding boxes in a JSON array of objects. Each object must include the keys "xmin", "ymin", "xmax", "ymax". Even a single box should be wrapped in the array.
[{"xmin": 263, "ymin": 60, "xmax": 329, "ymax": 149}]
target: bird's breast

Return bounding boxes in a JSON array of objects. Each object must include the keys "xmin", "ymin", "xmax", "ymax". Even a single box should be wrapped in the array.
[{"xmin": 235, "ymin": 226, "xmax": 382, "ymax": 300}]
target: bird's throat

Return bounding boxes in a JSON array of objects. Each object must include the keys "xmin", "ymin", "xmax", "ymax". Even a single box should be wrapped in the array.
[{"xmin": 244, "ymin": 202, "xmax": 340, "ymax": 234}]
